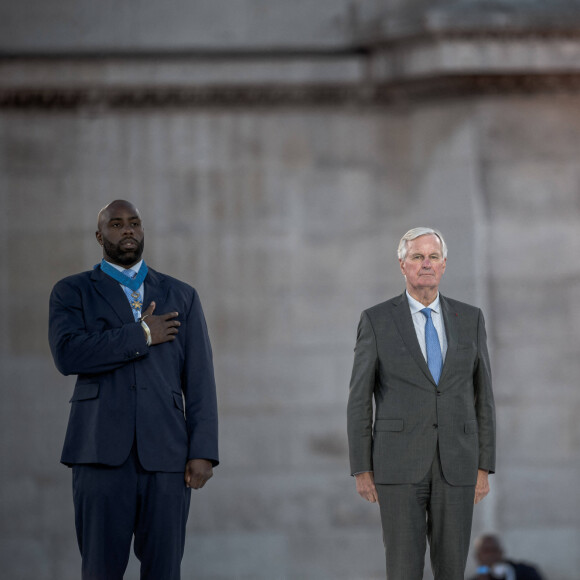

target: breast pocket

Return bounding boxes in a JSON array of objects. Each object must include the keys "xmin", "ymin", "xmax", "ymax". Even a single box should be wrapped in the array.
[{"xmin": 454, "ymin": 343, "xmax": 477, "ymax": 370}]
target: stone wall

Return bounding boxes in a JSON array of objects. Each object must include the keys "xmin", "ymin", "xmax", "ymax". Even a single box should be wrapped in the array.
[
  {"xmin": 3, "ymin": 94, "xmax": 579, "ymax": 579},
  {"xmin": 2, "ymin": 1, "xmax": 580, "ymax": 579}
]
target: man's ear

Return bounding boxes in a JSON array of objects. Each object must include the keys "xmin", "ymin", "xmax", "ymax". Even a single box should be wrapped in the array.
[{"xmin": 95, "ymin": 231, "xmax": 102, "ymax": 246}]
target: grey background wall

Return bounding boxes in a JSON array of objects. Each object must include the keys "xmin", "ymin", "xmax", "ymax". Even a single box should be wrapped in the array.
[{"xmin": 1, "ymin": 1, "xmax": 580, "ymax": 579}]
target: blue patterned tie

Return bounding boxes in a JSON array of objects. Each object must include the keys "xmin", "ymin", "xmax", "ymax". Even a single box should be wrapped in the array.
[
  {"xmin": 421, "ymin": 308, "xmax": 443, "ymax": 384},
  {"xmin": 122, "ymin": 269, "xmax": 142, "ymax": 321}
]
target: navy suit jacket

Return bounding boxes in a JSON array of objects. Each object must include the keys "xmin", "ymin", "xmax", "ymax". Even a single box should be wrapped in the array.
[{"xmin": 49, "ymin": 265, "xmax": 219, "ymax": 472}]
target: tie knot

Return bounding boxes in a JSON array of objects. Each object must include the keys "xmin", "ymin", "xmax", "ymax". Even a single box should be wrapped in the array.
[
  {"xmin": 421, "ymin": 307, "xmax": 432, "ymax": 319},
  {"xmin": 123, "ymin": 269, "xmax": 136, "ymax": 279}
]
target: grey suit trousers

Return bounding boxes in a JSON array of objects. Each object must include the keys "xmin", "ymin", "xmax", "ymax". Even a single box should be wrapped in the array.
[{"xmin": 376, "ymin": 446, "xmax": 475, "ymax": 580}]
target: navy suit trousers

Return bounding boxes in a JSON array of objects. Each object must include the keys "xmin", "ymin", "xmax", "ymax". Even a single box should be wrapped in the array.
[{"xmin": 72, "ymin": 444, "xmax": 191, "ymax": 580}]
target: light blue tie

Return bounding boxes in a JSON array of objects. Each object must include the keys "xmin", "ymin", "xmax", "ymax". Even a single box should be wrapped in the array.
[
  {"xmin": 122, "ymin": 269, "xmax": 142, "ymax": 321},
  {"xmin": 421, "ymin": 308, "xmax": 443, "ymax": 384}
]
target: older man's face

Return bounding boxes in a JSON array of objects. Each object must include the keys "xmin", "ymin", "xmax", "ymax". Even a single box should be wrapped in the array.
[{"xmin": 399, "ymin": 234, "xmax": 446, "ymax": 295}]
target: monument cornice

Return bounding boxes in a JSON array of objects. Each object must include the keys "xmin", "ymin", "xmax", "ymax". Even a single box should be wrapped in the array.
[
  {"xmin": 3, "ymin": 73, "xmax": 580, "ymax": 110},
  {"xmin": 4, "ymin": 28, "xmax": 580, "ymax": 110}
]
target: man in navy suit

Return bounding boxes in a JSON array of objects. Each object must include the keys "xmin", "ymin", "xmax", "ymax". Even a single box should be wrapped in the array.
[{"xmin": 49, "ymin": 200, "xmax": 219, "ymax": 580}]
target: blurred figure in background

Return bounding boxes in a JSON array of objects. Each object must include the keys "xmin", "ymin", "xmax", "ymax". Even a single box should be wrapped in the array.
[{"xmin": 469, "ymin": 534, "xmax": 545, "ymax": 580}]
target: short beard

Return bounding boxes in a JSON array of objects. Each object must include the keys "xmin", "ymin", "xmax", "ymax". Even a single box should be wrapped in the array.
[{"xmin": 102, "ymin": 237, "xmax": 145, "ymax": 267}]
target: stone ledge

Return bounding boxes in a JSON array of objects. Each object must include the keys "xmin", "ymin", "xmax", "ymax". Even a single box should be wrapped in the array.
[
  {"xmin": 5, "ymin": 29, "xmax": 580, "ymax": 109},
  {"xmin": 0, "ymin": 54, "xmax": 364, "ymax": 87},
  {"xmin": 373, "ymin": 37, "xmax": 580, "ymax": 81}
]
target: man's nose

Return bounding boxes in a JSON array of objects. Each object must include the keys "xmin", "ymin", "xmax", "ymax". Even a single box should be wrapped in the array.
[
  {"xmin": 121, "ymin": 223, "xmax": 135, "ymax": 235},
  {"xmin": 422, "ymin": 258, "xmax": 432, "ymax": 268}
]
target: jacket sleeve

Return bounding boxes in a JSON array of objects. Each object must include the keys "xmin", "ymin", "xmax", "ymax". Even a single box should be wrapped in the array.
[
  {"xmin": 49, "ymin": 278, "xmax": 149, "ymax": 376},
  {"xmin": 474, "ymin": 309, "xmax": 496, "ymax": 473},
  {"xmin": 181, "ymin": 289, "xmax": 219, "ymax": 466},
  {"xmin": 347, "ymin": 311, "xmax": 378, "ymax": 475}
]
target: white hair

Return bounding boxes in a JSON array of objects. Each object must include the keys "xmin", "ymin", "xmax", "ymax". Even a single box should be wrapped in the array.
[{"xmin": 397, "ymin": 227, "xmax": 448, "ymax": 261}]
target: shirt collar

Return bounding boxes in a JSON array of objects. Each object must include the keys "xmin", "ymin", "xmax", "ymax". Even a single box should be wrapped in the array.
[
  {"xmin": 406, "ymin": 291, "xmax": 441, "ymax": 314},
  {"xmin": 105, "ymin": 259, "xmax": 143, "ymax": 276}
]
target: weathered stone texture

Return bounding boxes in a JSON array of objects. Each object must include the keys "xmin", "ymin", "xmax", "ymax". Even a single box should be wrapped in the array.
[
  {"xmin": 0, "ymin": 105, "xmax": 489, "ymax": 579},
  {"xmin": 480, "ymin": 98, "xmax": 580, "ymax": 579},
  {"xmin": 0, "ymin": 1, "xmax": 358, "ymax": 52}
]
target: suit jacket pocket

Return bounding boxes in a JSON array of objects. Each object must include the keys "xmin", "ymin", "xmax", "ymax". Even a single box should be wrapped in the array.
[
  {"xmin": 374, "ymin": 418, "xmax": 404, "ymax": 432},
  {"xmin": 464, "ymin": 420, "xmax": 478, "ymax": 434},
  {"xmin": 69, "ymin": 382, "xmax": 99, "ymax": 402},
  {"xmin": 172, "ymin": 391, "xmax": 185, "ymax": 412}
]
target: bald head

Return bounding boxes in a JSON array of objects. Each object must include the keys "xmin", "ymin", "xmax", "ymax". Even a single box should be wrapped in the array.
[
  {"xmin": 95, "ymin": 200, "xmax": 145, "ymax": 267},
  {"xmin": 97, "ymin": 200, "xmax": 141, "ymax": 231}
]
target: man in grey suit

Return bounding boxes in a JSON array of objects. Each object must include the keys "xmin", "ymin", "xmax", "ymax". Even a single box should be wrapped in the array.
[{"xmin": 347, "ymin": 227, "xmax": 496, "ymax": 579}]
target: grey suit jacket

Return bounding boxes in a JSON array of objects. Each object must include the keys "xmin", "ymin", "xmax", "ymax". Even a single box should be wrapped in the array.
[{"xmin": 347, "ymin": 292, "xmax": 495, "ymax": 486}]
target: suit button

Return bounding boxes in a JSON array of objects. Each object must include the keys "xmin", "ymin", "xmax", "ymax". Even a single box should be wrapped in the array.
[
  {"xmin": 130, "ymin": 385, "xmax": 136, "ymax": 390},
  {"xmin": 433, "ymin": 424, "xmax": 438, "ymax": 429},
  {"xmin": 436, "ymin": 390, "xmax": 441, "ymax": 396}
]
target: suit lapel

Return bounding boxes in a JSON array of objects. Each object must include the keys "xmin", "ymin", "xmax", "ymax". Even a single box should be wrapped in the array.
[
  {"xmin": 91, "ymin": 268, "xmax": 135, "ymax": 324},
  {"xmin": 142, "ymin": 268, "xmax": 170, "ymax": 312},
  {"xmin": 439, "ymin": 294, "xmax": 459, "ymax": 385},
  {"xmin": 391, "ymin": 292, "xmax": 434, "ymax": 384}
]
